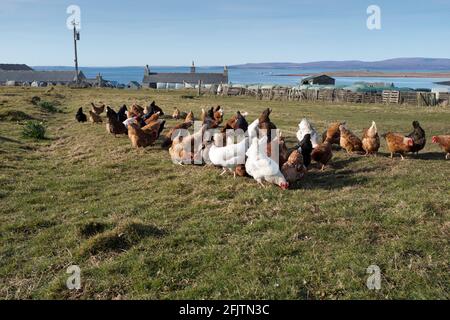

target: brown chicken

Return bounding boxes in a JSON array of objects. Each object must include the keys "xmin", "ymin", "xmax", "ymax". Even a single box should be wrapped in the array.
[
  {"xmin": 214, "ymin": 106, "xmax": 224, "ymax": 124},
  {"xmin": 144, "ymin": 112, "xmax": 160, "ymax": 125},
  {"xmin": 432, "ymin": 135, "xmax": 450, "ymax": 159},
  {"xmin": 141, "ymin": 120, "xmax": 165, "ymax": 138},
  {"xmin": 258, "ymin": 108, "xmax": 277, "ymax": 141},
  {"xmin": 235, "ymin": 164, "xmax": 248, "ymax": 177},
  {"xmin": 89, "ymin": 110, "xmax": 103, "ymax": 124},
  {"xmin": 161, "ymin": 121, "xmax": 193, "ymax": 148},
  {"xmin": 106, "ymin": 106, "xmax": 127, "ymax": 136},
  {"xmin": 311, "ymin": 139, "xmax": 333, "ymax": 171},
  {"xmin": 128, "ymin": 122, "xmax": 163, "ymax": 148},
  {"xmin": 222, "ymin": 114, "xmax": 237, "ymax": 131},
  {"xmin": 172, "ymin": 107, "xmax": 184, "ymax": 120},
  {"xmin": 266, "ymin": 133, "xmax": 289, "ymax": 167},
  {"xmin": 185, "ymin": 111, "xmax": 195, "ymax": 123},
  {"xmin": 382, "ymin": 133, "xmax": 414, "ymax": 160},
  {"xmin": 323, "ymin": 122, "xmax": 345, "ymax": 145},
  {"xmin": 200, "ymin": 108, "xmax": 207, "ymax": 123},
  {"xmin": 340, "ymin": 124, "xmax": 363, "ymax": 153},
  {"xmin": 202, "ymin": 107, "xmax": 221, "ymax": 129},
  {"xmin": 362, "ymin": 121, "xmax": 380, "ymax": 155},
  {"xmin": 169, "ymin": 125, "xmax": 207, "ymax": 165},
  {"xmin": 128, "ymin": 104, "xmax": 144, "ymax": 118},
  {"xmin": 281, "ymin": 149, "xmax": 306, "ymax": 185},
  {"xmin": 91, "ymin": 102, "xmax": 105, "ymax": 115},
  {"xmin": 222, "ymin": 111, "xmax": 249, "ymax": 132}
]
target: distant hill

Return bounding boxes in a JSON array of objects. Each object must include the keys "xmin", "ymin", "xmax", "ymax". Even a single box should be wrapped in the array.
[{"xmin": 231, "ymin": 58, "xmax": 450, "ymax": 71}]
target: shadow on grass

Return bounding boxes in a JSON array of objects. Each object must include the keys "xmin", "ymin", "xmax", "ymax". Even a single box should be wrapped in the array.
[
  {"xmin": 329, "ymin": 156, "xmax": 364, "ymax": 169},
  {"xmin": 290, "ymin": 156, "xmax": 371, "ymax": 190},
  {"xmin": 412, "ymin": 152, "xmax": 447, "ymax": 161},
  {"xmin": 0, "ymin": 136, "xmax": 23, "ymax": 144},
  {"xmin": 0, "ymin": 111, "xmax": 35, "ymax": 122},
  {"xmin": 374, "ymin": 151, "xmax": 445, "ymax": 161},
  {"xmin": 295, "ymin": 170, "xmax": 370, "ymax": 190},
  {"xmin": 78, "ymin": 222, "xmax": 167, "ymax": 257}
]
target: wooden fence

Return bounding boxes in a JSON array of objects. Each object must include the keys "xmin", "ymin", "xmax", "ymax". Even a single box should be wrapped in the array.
[{"xmin": 213, "ymin": 86, "xmax": 447, "ymax": 107}]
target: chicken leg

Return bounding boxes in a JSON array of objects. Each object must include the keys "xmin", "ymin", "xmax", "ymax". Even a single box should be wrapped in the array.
[{"xmin": 256, "ymin": 179, "xmax": 266, "ymax": 189}]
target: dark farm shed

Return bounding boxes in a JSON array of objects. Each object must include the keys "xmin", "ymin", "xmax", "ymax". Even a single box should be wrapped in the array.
[{"xmin": 301, "ymin": 74, "xmax": 335, "ymax": 86}]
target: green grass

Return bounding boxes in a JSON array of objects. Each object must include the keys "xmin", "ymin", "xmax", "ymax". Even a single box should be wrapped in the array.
[
  {"xmin": 0, "ymin": 87, "xmax": 449, "ymax": 300},
  {"xmin": 38, "ymin": 101, "xmax": 58, "ymax": 113},
  {"xmin": 22, "ymin": 121, "xmax": 46, "ymax": 140}
]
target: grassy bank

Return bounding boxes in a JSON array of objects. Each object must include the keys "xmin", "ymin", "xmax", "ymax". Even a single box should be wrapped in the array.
[{"xmin": 0, "ymin": 87, "xmax": 449, "ymax": 299}]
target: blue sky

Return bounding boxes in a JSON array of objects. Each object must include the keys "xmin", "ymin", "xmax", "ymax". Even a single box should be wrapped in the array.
[{"xmin": 1, "ymin": 0, "xmax": 449, "ymax": 66}]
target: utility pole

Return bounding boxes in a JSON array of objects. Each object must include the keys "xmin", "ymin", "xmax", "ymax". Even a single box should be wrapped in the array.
[{"xmin": 72, "ymin": 20, "xmax": 80, "ymax": 83}]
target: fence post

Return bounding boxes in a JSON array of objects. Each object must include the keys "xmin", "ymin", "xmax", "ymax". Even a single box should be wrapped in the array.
[{"xmin": 197, "ymin": 80, "xmax": 201, "ymax": 96}]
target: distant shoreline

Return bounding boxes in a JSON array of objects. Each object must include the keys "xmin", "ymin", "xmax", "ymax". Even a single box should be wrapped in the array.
[{"xmin": 275, "ymin": 71, "xmax": 450, "ymax": 78}]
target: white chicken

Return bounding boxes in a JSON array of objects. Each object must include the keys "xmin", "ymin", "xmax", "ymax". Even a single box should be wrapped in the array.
[
  {"xmin": 297, "ymin": 118, "xmax": 320, "ymax": 148},
  {"xmin": 247, "ymin": 119, "xmax": 260, "ymax": 142},
  {"xmin": 208, "ymin": 136, "xmax": 249, "ymax": 178},
  {"xmin": 245, "ymin": 136, "xmax": 289, "ymax": 190}
]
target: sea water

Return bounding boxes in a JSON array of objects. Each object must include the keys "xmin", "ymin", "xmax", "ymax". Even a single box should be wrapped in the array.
[{"xmin": 33, "ymin": 66, "xmax": 450, "ymax": 89}]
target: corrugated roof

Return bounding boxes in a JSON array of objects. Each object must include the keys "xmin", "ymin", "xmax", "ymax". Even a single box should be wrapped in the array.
[
  {"xmin": 0, "ymin": 70, "xmax": 85, "ymax": 83},
  {"xmin": 0, "ymin": 64, "xmax": 33, "ymax": 71},
  {"xmin": 143, "ymin": 72, "xmax": 228, "ymax": 84},
  {"xmin": 301, "ymin": 74, "xmax": 335, "ymax": 82}
]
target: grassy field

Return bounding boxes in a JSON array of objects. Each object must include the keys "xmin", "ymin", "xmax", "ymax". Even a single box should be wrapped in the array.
[{"xmin": 0, "ymin": 87, "xmax": 449, "ymax": 300}]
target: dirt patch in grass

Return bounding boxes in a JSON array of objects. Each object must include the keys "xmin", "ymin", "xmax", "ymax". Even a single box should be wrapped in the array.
[
  {"xmin": 8, "ymin": 220, "xmax": 57, "ymax": 236},
  {"xmin": 30, "ymin": 96, "xmax": 41, "ymax": 105},
  {"xmin": 78, "ymin": 221, "xmax": 110, "ymax": 238},
  {"xmin": 78, "ymin": 221, "xmax": 165, "ymax": 256}
]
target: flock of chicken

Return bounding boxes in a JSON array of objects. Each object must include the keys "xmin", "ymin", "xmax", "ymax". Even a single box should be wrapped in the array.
[{"xmin": 75, "ymin": 101, "xmax": 450, "ymax": 190}]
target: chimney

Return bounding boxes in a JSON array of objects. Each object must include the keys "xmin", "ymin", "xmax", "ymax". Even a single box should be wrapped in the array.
[
  {"xmin": 144, "ymin": 65, "xmax": 150, "ymax": 76},
  {"xmin": 190, "ymin": 61, "xmax": 196, "ymax": 73},
  {"xmin": 223, "ymin": 65, "xmax": 228, "ymax": 77}
]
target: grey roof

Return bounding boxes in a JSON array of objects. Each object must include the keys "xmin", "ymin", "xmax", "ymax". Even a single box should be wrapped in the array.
[
  {"xmin": 0, "ymin": 64, "xmax": 33, "ymax": 71},
  {"xmin": 143, "ymin": 72, "xmax": 228, "ymax": 84},
  {"xmin": 0, "ymin": 70, "xmax": 85, "ymax": 83}
]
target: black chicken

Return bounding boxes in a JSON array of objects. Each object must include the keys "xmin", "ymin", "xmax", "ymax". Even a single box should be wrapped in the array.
[
  {"xmin": 148, "ymin": 101, "xmax": 164, "ymax": 116},
  {"xmin": 157, "ymin": 120, "xmax": 166, "ymax": 139},
  {"xmin": 117, "ymin": 105, "xmax": 128, "ymax": 123},
  {"xmin": 75, "ymin": 107, "xmax": 87, "ymax": 123},
  {"xmin": 298, "ymin": 134, "xmax": 313, "ymax": 168},
  {"xmin": 407, "ymin": 121, "xmax": 426, "ymax": 154},
  {"xmin": 235, "ymin": 111, "xmax": 249, "ymax": 132}
]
